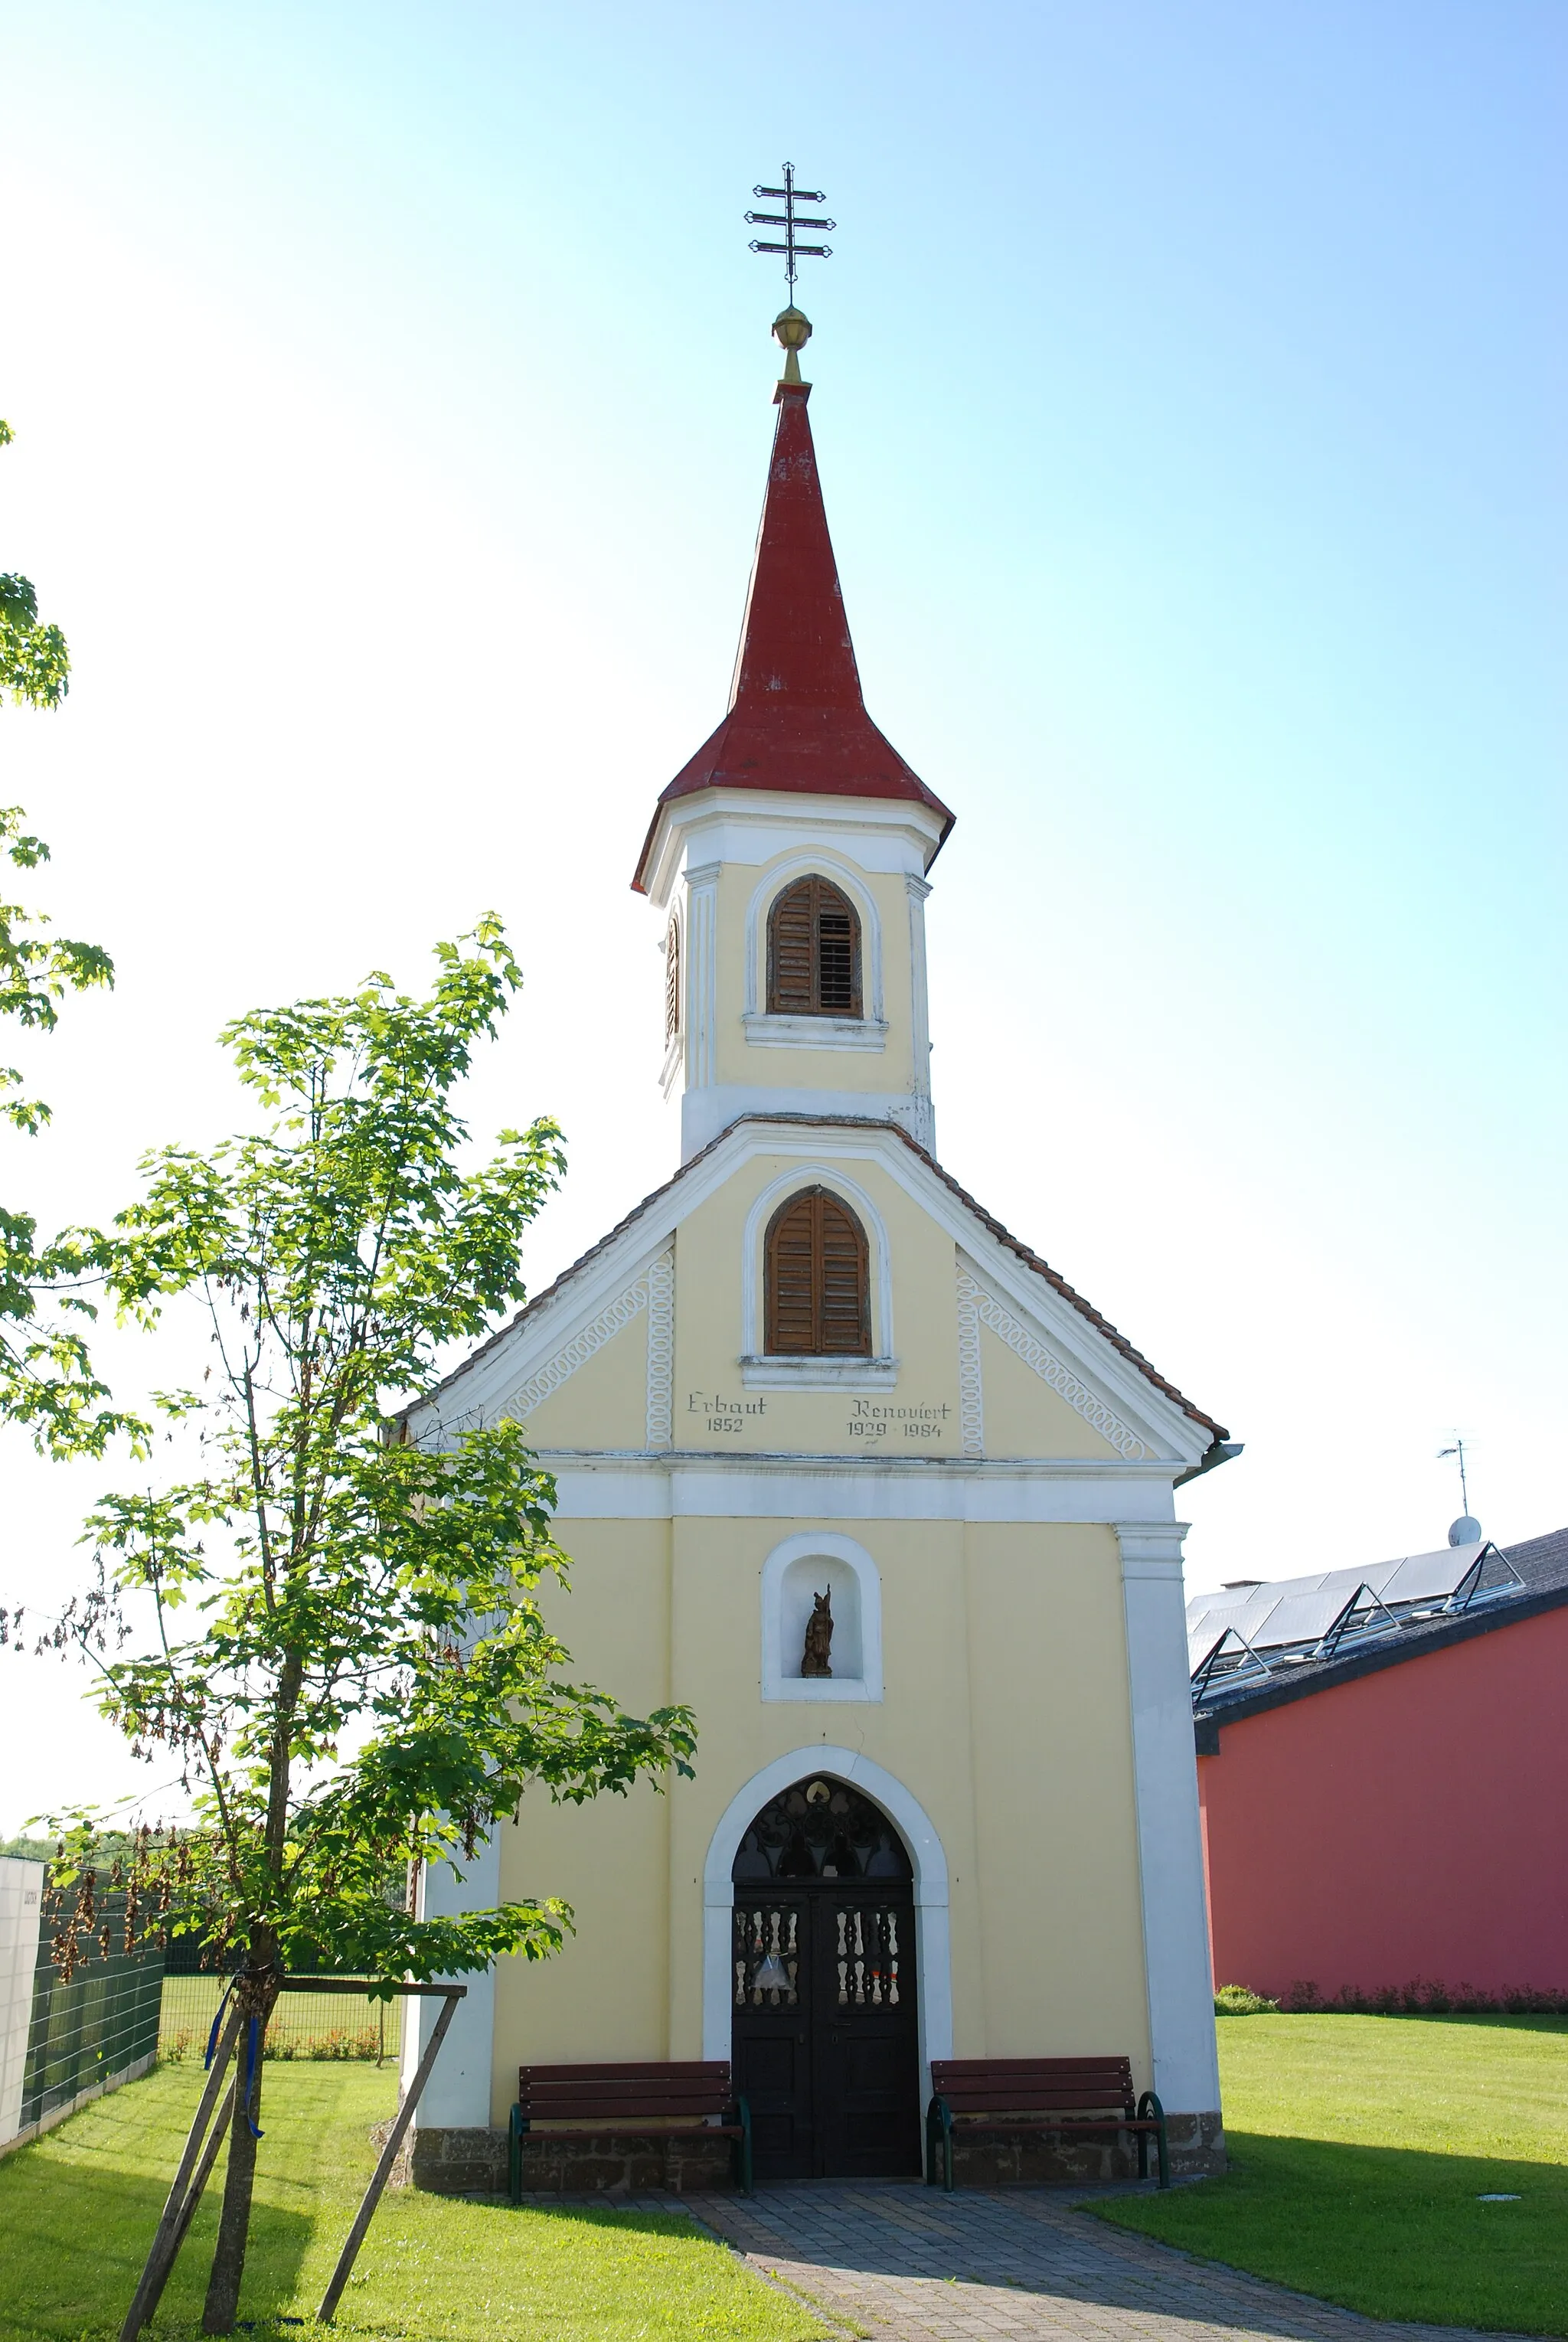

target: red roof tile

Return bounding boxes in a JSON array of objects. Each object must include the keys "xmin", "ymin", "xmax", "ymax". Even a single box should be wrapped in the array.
[{"xmin": 632, "ymin": 384, "xmax": 954, "ymax": 892}]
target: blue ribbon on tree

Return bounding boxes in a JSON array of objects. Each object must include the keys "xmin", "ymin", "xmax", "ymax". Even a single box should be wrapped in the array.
[
  {"xmin": 204, "ymin": 1976, "xmax": 239, "ymax": 2070},
  {"xmin": 242, "ymin": 2014, "xmax": 265, "ymax": 2138}
]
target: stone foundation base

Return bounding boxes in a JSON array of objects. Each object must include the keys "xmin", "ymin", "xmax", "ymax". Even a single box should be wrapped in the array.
[
  {"xmin": 392, "ymin": 2124, "xmax": 740, "ymax": 2196},
  {"xmin": 946, "ymin": 2109, "xmax": 1225, "ymax": 2185},
  {"xmin": 390, "ymin": 2110, "xmax": 1226, "ymax": 2197}
]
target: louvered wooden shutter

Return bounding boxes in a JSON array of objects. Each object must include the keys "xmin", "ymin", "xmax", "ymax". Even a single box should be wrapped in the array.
[
  {"xmin": 817, "ymin": 1195, "xmax": 868, "ymax": 1351},
  {"xmin": 765, "ymin": 1188, "xmax": 871, "ymax": 1356},
  {"xmin": 767, "ymin": 877, "xmax": 862, "ymax": 1017},
  {"xmin": 665, "ymin": 915, "xmax": 681, "ymax": 1042}
]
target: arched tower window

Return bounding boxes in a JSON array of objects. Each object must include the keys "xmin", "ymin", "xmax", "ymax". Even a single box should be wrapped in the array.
[
  {"xmin": 765, "ymin": 1187, "xmax": 871, "ymax": 1357},
  {"xmin": 664, "ymin": 913, "xmax": 681, "ymax": 1042},
  {"xmin": 767, "ymin": 875, "xmax": 862, "ymax": 1017}
]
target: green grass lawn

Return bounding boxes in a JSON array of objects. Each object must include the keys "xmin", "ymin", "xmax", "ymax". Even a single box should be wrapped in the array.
[
  {"xmin": 1093, "ymin": 2014, "xmax": 1568, "ymax": 2334},
  {"xmin": 0, "ymin": 2062, "xmax": 828, "ymax": 2342}
]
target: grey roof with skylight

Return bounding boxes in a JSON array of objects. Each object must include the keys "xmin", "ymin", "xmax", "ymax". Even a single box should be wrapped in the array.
[{"xmin": 1188, "ymin": 1524, "xmax": 1568, "ymax": 1730}]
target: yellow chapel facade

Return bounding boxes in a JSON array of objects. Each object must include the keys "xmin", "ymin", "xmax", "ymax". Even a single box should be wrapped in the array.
[{"xmin": 403, "ymin": 314, "xmax": 1233, "ymax": 2187}]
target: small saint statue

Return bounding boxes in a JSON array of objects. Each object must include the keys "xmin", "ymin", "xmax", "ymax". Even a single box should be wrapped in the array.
[{"xmin": 801, "ymin": 1588, "xmax": 834, "ymax": 1677}]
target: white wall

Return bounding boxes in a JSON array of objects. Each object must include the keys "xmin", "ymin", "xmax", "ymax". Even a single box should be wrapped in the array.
[
  {"xmin": 0, "ymin": 1860, "xmax": 44, "ymax": 2148},
  {"xmin": 400, "ymin": 1840, "xmax": 499, "ymax": 2129}
]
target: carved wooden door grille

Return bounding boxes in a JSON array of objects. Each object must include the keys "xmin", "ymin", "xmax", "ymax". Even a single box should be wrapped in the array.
[
  {"xmin": 735, "ymin": 1904, "xmax": 801, "ymax": 2006},
  {"xmin": 832, "ymin": 1903, "xmax": 903, "ymax": 2007}
]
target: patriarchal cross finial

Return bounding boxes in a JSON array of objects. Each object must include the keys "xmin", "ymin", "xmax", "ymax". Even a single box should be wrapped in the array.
[{"xmin": 746, "ymin": 162, "xmax": 835, "ymax": 295}]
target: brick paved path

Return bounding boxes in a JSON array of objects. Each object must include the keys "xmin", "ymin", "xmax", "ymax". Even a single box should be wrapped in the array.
[{"xmin": 687, "ymin": 2183, "xmax": 1504, "ymax": 2342}]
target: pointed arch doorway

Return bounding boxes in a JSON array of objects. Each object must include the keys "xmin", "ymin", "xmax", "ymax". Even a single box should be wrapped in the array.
[{"xmin": 730, "ymin": 1773, "xmax": 922, "ymax": 2181}]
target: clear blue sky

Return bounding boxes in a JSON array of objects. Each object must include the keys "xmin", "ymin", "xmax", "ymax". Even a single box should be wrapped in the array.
[{"xmin": 2, "ymin": 2, "xmax": 1563, "ymax": 1827}]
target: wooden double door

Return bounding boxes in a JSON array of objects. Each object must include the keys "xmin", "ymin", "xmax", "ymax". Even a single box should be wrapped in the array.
[{"xmin": 731, "ymin": 1883, "xmax": 921, "ymax": 2180}]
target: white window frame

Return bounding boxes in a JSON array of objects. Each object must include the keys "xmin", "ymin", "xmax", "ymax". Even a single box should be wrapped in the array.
[
  {"xmin": 739, "ymin": 1164, "xmax": 897, "ymax": 1390},
  {"xmin": 742, "ymin": 854, "xmax": 887, "ymax": 1050}
]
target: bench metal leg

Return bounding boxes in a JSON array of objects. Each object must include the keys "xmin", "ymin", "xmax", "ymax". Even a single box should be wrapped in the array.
[
  {"xmin": 508, "ymin": 2105, "xmax": 526, "ymax": 2206},
  {"xmin": 925, "ymin": 2097, "xmax": 956, "ymax": 2191},
  {"xmin": 1138, "ymin": 2092, "xmax": 1170, "ymax": 2188}
]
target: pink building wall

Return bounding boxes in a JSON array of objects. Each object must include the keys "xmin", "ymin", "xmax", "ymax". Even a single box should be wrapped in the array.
[{"xmin": 1197, "ymin": 1604, "xmax": 1568, "ymax": 2001}]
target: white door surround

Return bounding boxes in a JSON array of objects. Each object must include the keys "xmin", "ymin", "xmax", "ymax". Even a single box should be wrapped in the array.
[{"xmin": 701, "ymin": 1746, "xmax": 953, "ymax": 2111}]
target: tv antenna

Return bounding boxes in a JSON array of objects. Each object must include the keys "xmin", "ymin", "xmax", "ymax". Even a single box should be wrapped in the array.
[
  {"xmin": 1438, "ymin": 1434, "xmax": 1482, "ymax": 1544},
  {"xmin": 1438, "ymin": 1435, "xmax": 1472, "ymax": 1515},
  {"xmin": 746, "ymin": 162, "xmax": 835, "ymax": 295}
]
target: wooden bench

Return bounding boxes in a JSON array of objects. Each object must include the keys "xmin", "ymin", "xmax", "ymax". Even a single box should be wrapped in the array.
[
  {"xmin": 508, "ymin": 2062, "xmax": 752, "ymax": 2200},
  {"xmin": 926, "ymin": 2056, "xmax": 1169, "ymax": 2191}
]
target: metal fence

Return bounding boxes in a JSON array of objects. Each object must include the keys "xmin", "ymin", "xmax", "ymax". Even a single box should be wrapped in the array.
[
  {"xmin": 12, "ymin": 1885, "xmax": 402, "ymax": 2149},
  {"xmin": 19, "ymin": 1888, "xmax": 164, "ymax": 2137},
  {"xmin": 158, "ymin": 1973, "xmax": 402, "ymax": 2063}
]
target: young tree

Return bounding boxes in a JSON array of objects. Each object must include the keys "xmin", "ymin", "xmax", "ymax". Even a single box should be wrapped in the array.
[
  {"xmin": 1, "ymin": 416, "xmax": 123, "ymax": 1453},
  {"xmin": 35, "ymin": 923, "xmax": 696, "ymax": 2333},
  {"xmin": 0, "ymin": 421, "xmax": 70, "ymax": 713}
]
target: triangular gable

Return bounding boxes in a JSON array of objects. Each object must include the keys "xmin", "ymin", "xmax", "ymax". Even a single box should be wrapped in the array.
[{"xmin": 408, "ymin": 1115, "xmax": 1226, "ymax": 1471}]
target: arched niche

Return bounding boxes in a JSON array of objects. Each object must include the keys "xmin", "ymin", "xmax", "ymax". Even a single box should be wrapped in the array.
[{"xmin": 761, "ymin": 1530, "xmax": 882, "ymax": 1704}]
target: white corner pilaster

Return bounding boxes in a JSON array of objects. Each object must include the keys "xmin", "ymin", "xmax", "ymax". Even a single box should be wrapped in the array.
[
  {"xmin": 684, "ymin": 861, "xmax": 720, "ymax": 1105},
  {"xmin": 400, "ymin": 1833, "xmax": 501, "ymax": 2128},
  {"xmin": 905, "ymin": 874, "xmax": 935, "ymax": 1155},
  {"xmin": 1115, "ymin": 1522, "xmax": 1220, "ymax": 2115}
]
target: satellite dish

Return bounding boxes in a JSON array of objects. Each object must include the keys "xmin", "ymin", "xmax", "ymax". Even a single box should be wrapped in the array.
[{"xmin": 1449, "ymin": 1515, "xmax": 1482, "ymax": 1547}]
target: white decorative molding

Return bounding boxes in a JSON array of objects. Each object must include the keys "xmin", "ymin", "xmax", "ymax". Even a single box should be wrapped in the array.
[
  {"xmin": 956, "ymin": 1266, "xmax": 984, "ymax": 1458},
  {"xmin": 741, "ymin": 1012, "xmax": 889, "ymax": 1053},
  {"xmin": 644, "ymin": 791, "xmax": 945, "ymax": 909},
  {"xmin": 683, "ymin": 1085, "xmax": 926, "ymax": 1160},
  {"xmin": 702, "ymin": 1748, "xmax": 952, "ymax": 2118},
  {"xmin": 905, "ymin": 873, "xmax": 934, "ymax": 1155},
  {"xmin": 684, "ymin": 861, "xmax": 720, "ymax": 1093},
  {"xmin": 740, "ymin": 1164, "xmax": 895, "ymax": 1363},
  {"xmin": 962, "ymin": 1266, "xmax": 1150, "ymax": 1460},
  {"xmin": 645, "ymin": 1246, "xmax": 675, "ymax": 1449},
  {"xmin": 499, "ymin": 1275, "xmax": 648, "ymax": 1423},
  {"xmin": 740, "ymin": 1354, "xmax": 899, "ymax": 1391},
  {"xmin": 742, "ymin": 851, "xmax": 886, "ymax": 1024},
  {"xmin": 546, "ymin": 1456, "xmax": 1181, "ymax": 1524},
  {"xmin": 760, "ymin": 1530, "xmax": 884, "ymax": 1703}
]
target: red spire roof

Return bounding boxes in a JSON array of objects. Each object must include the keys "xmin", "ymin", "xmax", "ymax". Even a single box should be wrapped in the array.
[{"xmin": 632, "ymin": 376, "xmax": 954, "ymax": 892}]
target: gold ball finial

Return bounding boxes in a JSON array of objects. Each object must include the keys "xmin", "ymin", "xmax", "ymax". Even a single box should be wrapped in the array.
[{"xmin": 773, "ymin": 305, "xmax": 812, "ymax": 384}]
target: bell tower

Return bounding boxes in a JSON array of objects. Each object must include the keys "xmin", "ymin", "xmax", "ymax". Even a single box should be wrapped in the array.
[{"xmin": 634, "ymin": 309, "xmax": 954, "ymax": 1164}]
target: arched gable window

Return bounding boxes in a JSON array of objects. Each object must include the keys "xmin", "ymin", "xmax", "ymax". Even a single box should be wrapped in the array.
[
  {"xmin": 765, "ymin": 1187, "xmax": 871, "ymax": 1356},
  {"xmin": 767, "ymin": 875, "xmax": 861, "ymax": 1017}
]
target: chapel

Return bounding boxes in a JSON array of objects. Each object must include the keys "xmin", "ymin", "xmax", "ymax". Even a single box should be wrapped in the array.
[{"xmin": 402, "ymin": 305, "xmax": 1234, "ymax": 2188}]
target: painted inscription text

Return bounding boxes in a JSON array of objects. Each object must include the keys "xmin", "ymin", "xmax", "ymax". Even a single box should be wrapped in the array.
[
  {"xmin": 688, "ymin": 1390, "xmax": 768, "ymax": 1435},
  {"xmin": 848, "ymin": 1398, "xmax": 952, "ymax": 1442},
  {"xmin": 685, "ymin": 1393, "xmax": 954, "ymax": 1442}
]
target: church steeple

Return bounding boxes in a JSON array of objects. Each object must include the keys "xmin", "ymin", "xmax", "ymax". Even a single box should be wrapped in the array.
[
  {"xmin": 641, "ymin": 313, "xmax": 950, "ymax": 1164},
  {"xmin": 632, "ymin": 310, "xmax": 953, "ymax": 896}
]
